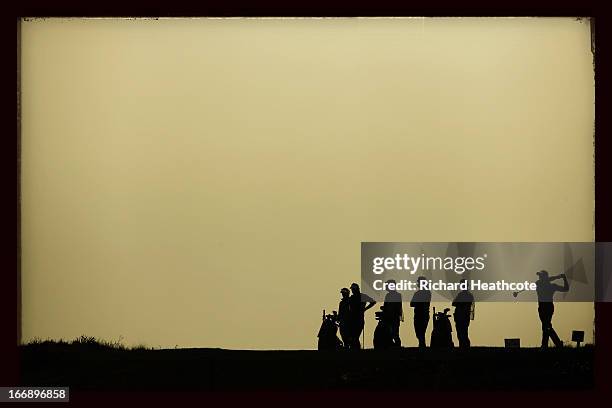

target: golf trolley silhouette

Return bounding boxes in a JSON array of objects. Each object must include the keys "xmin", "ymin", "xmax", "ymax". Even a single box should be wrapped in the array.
[
  {"xmin": 373, "ymin": 306, "xmax": 393, "ymax": 350},
  {"xmin": 430, "ymin": 307, "xmax": 454, "ymax": 348},
  {"xmin": 317, "ymin": 310, "xmax": 343, "ymax": 350}
]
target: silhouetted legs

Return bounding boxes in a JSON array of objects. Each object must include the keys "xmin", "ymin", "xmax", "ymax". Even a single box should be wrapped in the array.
[
  {"xmin": 455, "ymin": 319, "xmax": 470, "ymax": 348},
  {"xmin": 349, "ymin": 320, "xmax": 364, "ymax": 350},
  {"xmin": 538, "ymin": 303, "xmax": 562, "ymax": 348},
  {"xmin": 339, "ymin": 323, "xmax": 352, "ymax": 349},
  {"xmin": 390, "ymin": 318, "xmax": 401, "ymax": 348},
  {"xmin": 414, "ymin": 314, "xmax": 429, "ymax": 347}
]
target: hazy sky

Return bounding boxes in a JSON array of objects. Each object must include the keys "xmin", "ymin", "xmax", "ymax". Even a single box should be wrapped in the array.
[{"xmin": 20, "ymin": 17, "xmax": 594, "ymax": 349}]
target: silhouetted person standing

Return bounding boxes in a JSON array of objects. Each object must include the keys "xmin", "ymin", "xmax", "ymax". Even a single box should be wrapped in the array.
[
  {"xmin": 383, "ymin": 280, "xmax": 403, "ymax": 348},
  {"xmin": 536, "ymin": 270, "xmax": 569, "ymax": 348},
  {"xmin": 338, "ymin": 288, "xmax": 352, "ymax": 348},
  {"xmin": 348, "ymin": 283, "xmax": 376, "ymax": 350},
  {"xmin": 452, "ymin": 278, "xmax": 474, "ymax": 348},
  {"xmin": 410, "ymin": 276, "xmax": 431, "ymax": 348}
]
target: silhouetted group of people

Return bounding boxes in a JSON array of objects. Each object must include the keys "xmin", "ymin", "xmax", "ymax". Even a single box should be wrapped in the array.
[
  {"xmin": 406, "ymin": 277, "xmax": 474, "ymax": 348},
  {"xmin": 335, "ymin": 278, "xmax": 473, "ymax": 349},
  {"xmin": 330, "ymin": 270, "xmax": 569, "ymax": 349},
  {"xmin": 338, "ymin": 283, "xmax": 377, "ymax": 350}
]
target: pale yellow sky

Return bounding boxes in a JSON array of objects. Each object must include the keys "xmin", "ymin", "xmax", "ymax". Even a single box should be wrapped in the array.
[{"xmin": 20, "ymin": 17, "xmax": 594, "ymax": 349}]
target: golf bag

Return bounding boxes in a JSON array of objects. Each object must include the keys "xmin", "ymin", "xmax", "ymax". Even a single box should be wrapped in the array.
[
  {"xmin": 373, "ymin": 307, "xmax": 393, "ymax": 350},
  {"xmin": 317, "ymin": 310, "xmax": 343, "ymax": 351},
  {"xmin": 430, "ymin": 307, "xmax": 454, "ymax": 348}
]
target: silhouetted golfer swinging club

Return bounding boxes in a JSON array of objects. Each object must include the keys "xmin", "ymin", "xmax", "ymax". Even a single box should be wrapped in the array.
[{"xmin": 514, "ymin": 270, "xmax": 569, "ymax": 348}]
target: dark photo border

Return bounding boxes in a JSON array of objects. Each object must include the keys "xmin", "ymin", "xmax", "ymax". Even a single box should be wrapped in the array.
[{"xmin": 4, "ymin": 1, "xmax": 610, "ymax": 406}]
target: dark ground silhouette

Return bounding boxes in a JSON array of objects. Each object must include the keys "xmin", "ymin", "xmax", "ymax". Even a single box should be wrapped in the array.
[{"xmin": 21, "ymin": 342, "xmax": 593, "ymax": 390}]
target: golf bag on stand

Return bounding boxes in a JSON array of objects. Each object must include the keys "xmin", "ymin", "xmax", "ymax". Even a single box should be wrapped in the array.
[
  {"xmin": 317, "ymin": 310, "xmax": 343, "ymax": 351},
  {"xmin": 373, "ymin": 306, "xmax": 393, "ymax": 350},
  {"xmin": 430, "ymin": 307, "xmax": 455, "ymax": 348}
]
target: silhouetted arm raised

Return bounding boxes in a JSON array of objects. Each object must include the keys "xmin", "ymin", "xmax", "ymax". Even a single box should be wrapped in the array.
[
  {"xmin": 551, "ymin": 274, "xmax": 570, "ymax": 293},
  {"xmin": 559, "ymin": 274, "xmax": 569, "ymax": 292}
]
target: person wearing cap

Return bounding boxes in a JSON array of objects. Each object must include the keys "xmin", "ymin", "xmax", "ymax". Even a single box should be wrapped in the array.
[
  {"xmin": 452, "ymin": 278, "xmax": 474, "ymax": 348},
  {"xmin": 347, "ymin": 283, "xmax": 377, "ymax": 350},
  {"xmin": 535, "ymin": 270, "xmax": 569, "ymax": 348},
  {"xmin": 338, "ymin": 288, "xmax": 352, "ymax": 349}
]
